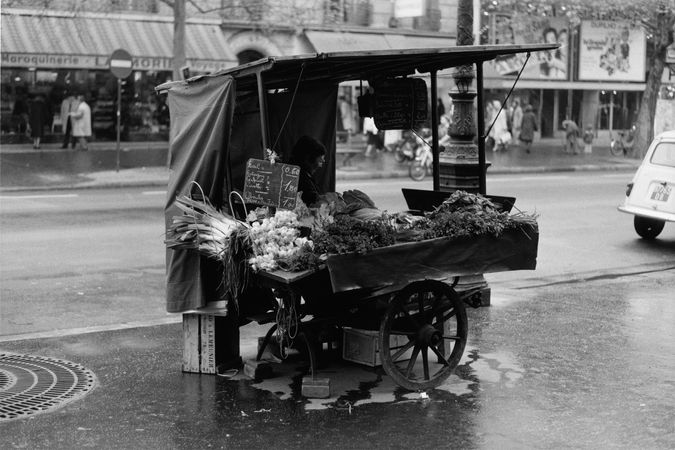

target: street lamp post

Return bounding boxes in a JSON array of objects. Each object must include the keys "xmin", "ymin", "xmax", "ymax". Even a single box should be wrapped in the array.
[
  {"xmin": 439, "ymin": 0, "xmax": 491, "ymax": 305},
  {"xmin": 438, "ymin": 65, "xmax": 487, "ymax": 193}
]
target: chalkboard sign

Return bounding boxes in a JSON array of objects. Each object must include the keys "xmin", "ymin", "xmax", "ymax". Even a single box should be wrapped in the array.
[
  {"xmin": 373, "ymin": 78, "xmax": 428, "ymax": 130},
  {"xmin": 243, "ymin": 159, "xmax": 300, "ymax": 209}
]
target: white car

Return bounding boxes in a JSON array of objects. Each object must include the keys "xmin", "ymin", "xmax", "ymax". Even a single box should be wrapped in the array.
[{"xmin": 618, "ymin": 130, "xmax": 675, "ymax": 239}]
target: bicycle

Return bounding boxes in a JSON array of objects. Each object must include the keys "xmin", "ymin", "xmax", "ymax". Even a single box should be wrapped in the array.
[{"xmin": 610, "ymin": 125, "xmax": 636, "ymax": 157}]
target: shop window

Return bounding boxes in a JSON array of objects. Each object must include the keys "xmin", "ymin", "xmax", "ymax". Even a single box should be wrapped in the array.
[
  {"xmin": 413, "ymin": 0, "xmax": 441, "ymax": 32},
  {"xmin": 344, "ymin": 0, "xmax": 371, "ymax": 26},
  {"xmin": 598, "ymin": 90, "xmax": 639, "ymax": 131}
]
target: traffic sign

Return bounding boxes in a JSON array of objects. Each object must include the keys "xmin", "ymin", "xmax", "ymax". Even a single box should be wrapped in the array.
[{"xmin": 109, "ymin": 49, "xmax": 133, "ymax": 79}]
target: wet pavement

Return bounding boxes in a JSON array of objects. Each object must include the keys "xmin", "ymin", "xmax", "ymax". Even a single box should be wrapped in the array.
[
  {"xmin": 1, "ymin": 137, "xmax": 665, "ymax": 448},
  {"xmin": 0, "ymin": 137, "xmax": 641, "ymax": 192},
  {"xmin": 1, "ymin": 268, "xmax": 674, "ymax": 449}
]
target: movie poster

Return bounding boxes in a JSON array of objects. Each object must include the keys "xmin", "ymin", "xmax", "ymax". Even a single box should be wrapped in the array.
[
  {"xmin": 578, "ymin": 21, "xmax": 646, "ymax": 82},
  {"xmin": 487, "ymin": 14, "xmax": 569, "ymax": 80}
]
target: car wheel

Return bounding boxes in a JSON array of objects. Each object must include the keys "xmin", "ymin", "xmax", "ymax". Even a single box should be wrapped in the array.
[{"xmin": 634, "ymin": 216, "xmax": 665, "ymax": 239}]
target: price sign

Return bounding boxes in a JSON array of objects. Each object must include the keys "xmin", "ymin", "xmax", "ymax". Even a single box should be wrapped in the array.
[
  {"xmin": 243, "ymin": 159, "xmax": 300, "ymax": 209},
  {"xmin": 373, "ymin": 78, "xmax": 428, "ymax": 130}
]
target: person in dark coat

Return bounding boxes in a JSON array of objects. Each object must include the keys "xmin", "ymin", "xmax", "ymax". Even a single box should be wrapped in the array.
[
  {"xmin": 28, "ymin": 94, "xmax": 50, "ymax": 149},
  {"xmin": 519, "ymin": 105, "xmax": 538, "ymax": 154},
  {"xmin": 288, "ymin": 135, "xmax": 327, "ymax": 206}
]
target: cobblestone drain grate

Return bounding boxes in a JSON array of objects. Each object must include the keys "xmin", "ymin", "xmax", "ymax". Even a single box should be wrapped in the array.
[{"xmin": 0, "ymin": 353, "xmax": 97, "ymax": 421}]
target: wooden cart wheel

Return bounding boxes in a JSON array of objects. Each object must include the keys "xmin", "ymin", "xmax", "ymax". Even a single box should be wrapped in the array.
[{"xmin": 379, "ymin": 279, "xmax": 467, "ymax": 391}]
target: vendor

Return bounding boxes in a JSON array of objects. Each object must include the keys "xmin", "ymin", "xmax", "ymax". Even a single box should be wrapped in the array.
[{"xmin": 288, "ymin": 135, "xmax": 327, "ymax": 206}]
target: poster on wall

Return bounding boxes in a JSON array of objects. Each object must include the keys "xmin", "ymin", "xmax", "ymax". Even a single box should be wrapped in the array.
[
  {"xmin": 486, "ymin": 14, "xmax": 569, "ymax": 80},
  {"xmin": 578, "ymin": 21, "xmax": 646, "ymax": 82}
]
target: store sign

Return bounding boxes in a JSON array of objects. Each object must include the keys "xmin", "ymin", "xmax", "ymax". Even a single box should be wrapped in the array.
[
  {"xmin": 1, "ymin": 53, "xmax": 99, "ymax": 70},
  {"xmin": 484, "ymin": 14, "xmax": 569, "ymax": 81},
  {"xmin": 578, "ymin": 21, "xmax": 646, "ymax": 82},
  {"xmin": 1, "ymin": 52, "xmax": 230, "ymax": 74},
  {"xmin": 394, "ymin": 0, "xmax": 426, "ymax": 18}
]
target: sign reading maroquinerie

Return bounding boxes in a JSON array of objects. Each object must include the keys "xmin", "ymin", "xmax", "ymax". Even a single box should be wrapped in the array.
[
  {"xmin": 578, "ymin": 21, "xmax": 646, "ymax": 82},
  {"xmin": 1, "ymin": 52, "xmax": 230, "ymax": 73}
]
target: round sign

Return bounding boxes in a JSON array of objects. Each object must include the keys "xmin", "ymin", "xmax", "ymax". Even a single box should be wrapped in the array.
[{"xmin": 109, "ymin": 49, "xmax": 133, "ymax": 79}]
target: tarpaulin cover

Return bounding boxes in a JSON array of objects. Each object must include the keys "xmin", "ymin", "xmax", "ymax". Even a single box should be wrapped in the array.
[
  {"xmin": 227, "ymin": 83, "xmax": 338, "ymax": 197},
  {"xmin": 164, "ymin": 77, "xmax": 338, "ymax": 312},
  {"xmin": 325, "ymin": 223, "xmax": 539, "ymax": 294},
  {"xmin": 164, "ymin": 76, "xmax": 235, "ymax": 313}
]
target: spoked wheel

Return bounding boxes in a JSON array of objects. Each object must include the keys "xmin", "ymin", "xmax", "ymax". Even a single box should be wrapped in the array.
[
  {"xmin": 379, "ymin": 280, "xmax": 467, "ymax": 391},
  {"xmin": 610, "ymin": 139, "xmax": 624, "ymax": 157}
]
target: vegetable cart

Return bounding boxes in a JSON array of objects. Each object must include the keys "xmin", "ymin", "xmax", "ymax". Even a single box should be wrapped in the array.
[{"xmin": 158, "ymin": 44, "xmax": 553, "ymax": 391}]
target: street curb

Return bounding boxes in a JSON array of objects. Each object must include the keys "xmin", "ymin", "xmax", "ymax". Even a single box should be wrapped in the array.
[{"xmin": 0, "ymin": 163, "xmax": 639, "ymax": 193}]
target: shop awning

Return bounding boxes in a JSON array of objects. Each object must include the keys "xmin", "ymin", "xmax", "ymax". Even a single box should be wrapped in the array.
[
  {"xmin": 484, "ymin": 78, "xmax": 647, "ymax": 91},
  {"xmin": 305, "ymin": 30, "xmax": 456, "ymax": 53},
  {"xmin": 1, "ymin": 9, "xmax": 237, "ymax": 73}
]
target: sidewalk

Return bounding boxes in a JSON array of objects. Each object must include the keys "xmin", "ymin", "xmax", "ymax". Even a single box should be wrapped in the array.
[{"xmin": 0, "ymin": 137, "xmax": 641, "ymax": 192}]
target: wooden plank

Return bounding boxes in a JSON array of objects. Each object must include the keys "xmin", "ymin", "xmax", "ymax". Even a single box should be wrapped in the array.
[
  {"xmin": 200, "ymin": 314, "xmax": 217, "ymax": 374},
  {"xmin": 182, "ymin": 314, "xmax": 201, "ymax": 373}
]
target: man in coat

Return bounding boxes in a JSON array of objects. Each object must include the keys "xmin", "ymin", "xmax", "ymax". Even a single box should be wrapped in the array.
[
  {"xmin": 70, "ymin": 94, "xmax": 92, "ymax": 151},
  {"xmin": 519, "ymin": 105, "xmax": 538, "ymax": 154},
  {"xmin": 60, "ymin": 92, "xmax": 78, "ymax": 148},
  {"xmin": 562, "ymin": 119, "xmax": 580, "ymax": 155}
]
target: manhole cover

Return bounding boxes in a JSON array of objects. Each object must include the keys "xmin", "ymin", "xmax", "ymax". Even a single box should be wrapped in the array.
[{"xmin": 0, "ymin": 353, "xmax": 97, "ymax": 421}]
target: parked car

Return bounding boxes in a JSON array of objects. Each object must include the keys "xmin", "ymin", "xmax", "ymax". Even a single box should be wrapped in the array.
[{"xmin": 618, "ymin": 130, "xmax": 675, "ymax": 239}]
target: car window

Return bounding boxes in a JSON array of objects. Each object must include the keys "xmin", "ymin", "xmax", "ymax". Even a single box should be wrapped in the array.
[{"xmin": 649, "ymin": 142, "xmax": 675, "ymax": 168}]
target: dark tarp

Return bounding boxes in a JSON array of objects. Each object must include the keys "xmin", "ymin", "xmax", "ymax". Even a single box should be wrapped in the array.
[
  {"xmin": 227, "ymin": 83, "xmax": 338, "ymax": 197},
  {"xmin": 165, "ymin": 76, "xmax": 235, "ymax": 313},
  {"xmin": 325, "ymin": 223, "xmax": 539, "ymax": 295},
  {"xmin": 165, "ymin": 76, "xmax": 338, "ymax": 313}
]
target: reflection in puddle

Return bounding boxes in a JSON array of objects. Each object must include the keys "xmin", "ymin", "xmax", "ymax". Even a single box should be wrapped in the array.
[{"xmin": 244, "ymin": 346, "xmax": 526, "ymax": 411}]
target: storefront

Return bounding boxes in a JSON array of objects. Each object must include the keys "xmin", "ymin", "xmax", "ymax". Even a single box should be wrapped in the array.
[
  {"xmin": 482, "ymin": 14, "xmax": 648, "ymax": 139},
  {"xmin": 1, "ymin": 9, "xmax": 236, "ymax": 142}
]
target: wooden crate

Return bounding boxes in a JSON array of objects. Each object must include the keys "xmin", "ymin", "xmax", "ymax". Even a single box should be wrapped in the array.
[
  {"xmin": 182, "ymin": 312, "xmax": 240, "ymax": 374},
  {"xmin": 342, "ymin": 327, "xmax": 407, "ymax": 367}
]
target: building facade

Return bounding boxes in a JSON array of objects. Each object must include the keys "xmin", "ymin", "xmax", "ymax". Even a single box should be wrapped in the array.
[
  {"xmin": 1, "ymin": 0, "xmax": 460, "ymax": 142},
  {"xmin": 480, "ymin": 8, "xmax": 675, "ymax": 140}
]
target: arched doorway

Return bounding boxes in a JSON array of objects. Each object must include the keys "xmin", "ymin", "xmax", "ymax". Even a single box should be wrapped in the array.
[{"xmin": 237, "ymin": 50, "xmax": 264, "ymax": 65}]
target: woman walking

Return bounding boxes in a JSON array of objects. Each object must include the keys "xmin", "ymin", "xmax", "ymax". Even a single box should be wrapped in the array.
[
  {"xmin": 70, "ymin": 94, "xmax": 92, "ymax": 151},
  {"xmin": 519, "ymin": 105, "xmax": 538, "ymax": 154}
]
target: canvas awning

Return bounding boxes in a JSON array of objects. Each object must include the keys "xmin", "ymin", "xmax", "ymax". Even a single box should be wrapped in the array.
[
  {"xmin": 158, "ymin": 43, "xmax": 559, "ymax": 93},
  {"xmin": 1, "ymin": 9, "xmax": 237, "ymax": 73}
]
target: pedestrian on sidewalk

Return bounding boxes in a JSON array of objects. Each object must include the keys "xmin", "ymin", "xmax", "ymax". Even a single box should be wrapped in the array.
[
  {"xmin": 60, "ymin": 91, "xmax": 77, "ymax": 149},
  {"xmin": 12, "ymin": 90, "xmax": 29, "ymax": 135},
  {"xmin": 519, "ymin": 104, "xmax": 538, "ymax": 154},
  {"xmin": 510, "ymin": 98, "xmax": 523, "ymax": 141},
  {"xmin": 562, "ymin": 118, "xmax": 580, "ymax": 154},
  {"xmin": 70, "ymin": 94, "xmax": 91, "ymax": 151},
  {"xmin": 582, "ymin": 126, "xmax": 594, "ymax": 154},
  {"xmin": 488, "ymin": 100, "xmax": 510, "ymax": 152},
  {"xmin": 28, "ymin": 94, "xmax": 50, "ymax": 149},
  {"xmin": 363, "ymin": 116, "xmax": 382, "ymax": 157},
  {"xmin": 338, "ymin": 95, "xmax": 354, "ymax": 141}
]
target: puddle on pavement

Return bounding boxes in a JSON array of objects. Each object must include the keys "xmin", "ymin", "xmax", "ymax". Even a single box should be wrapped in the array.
[{"xmin": 238, "ymin": 346, "xmax": 526, "ymax": 411}]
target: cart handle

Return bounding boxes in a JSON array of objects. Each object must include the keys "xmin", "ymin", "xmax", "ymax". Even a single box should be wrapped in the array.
[{"xmin": 229, "ymin": 190, "xmax": 248, "ymax": 221}]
